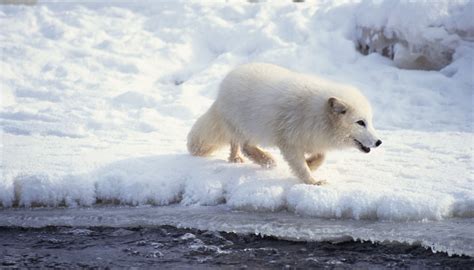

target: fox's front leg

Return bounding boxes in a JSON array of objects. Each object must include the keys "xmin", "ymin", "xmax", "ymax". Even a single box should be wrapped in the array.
[
  {"xmin": 280, "ymin": 145, "xmax": 326, "ymax": 185},
  {"xmin": 228, "ymin": 141, "xmax": 244, "ymax": 163}
]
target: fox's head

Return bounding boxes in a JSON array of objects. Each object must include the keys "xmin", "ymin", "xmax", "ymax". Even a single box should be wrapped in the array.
[{"xmin": 327, "ymin": 96, "xmax": 382, "ymax": 153}]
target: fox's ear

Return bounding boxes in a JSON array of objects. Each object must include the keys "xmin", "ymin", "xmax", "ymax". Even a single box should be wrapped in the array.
[{"xmin": 328, "ymin": 97, "xmax": 347, "ymax": 114}]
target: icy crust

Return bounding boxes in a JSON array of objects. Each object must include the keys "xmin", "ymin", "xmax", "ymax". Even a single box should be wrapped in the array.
[
  {"xmin": 0, "ymin": 206, "xmax": 473, "ymax": 257},
  {"xmin": 352, "ymin": 0, "xmax": 474, "ymax": 70},
  {"xmin": 2, "ymin": 130, "xmax": 473, "ymax": 222}
]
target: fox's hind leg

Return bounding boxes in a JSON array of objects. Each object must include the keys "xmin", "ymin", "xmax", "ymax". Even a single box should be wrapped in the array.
[
  {"xmin": 242, "ymin": 144, "xmax": 276, "ymax": 168},
  {"xmin": 306, "ymin": 153, "xmax": 325, "ymax": 171},
  {"xmin": 229, "ymin": 141, "xmax": 244, "ymax": 163}
]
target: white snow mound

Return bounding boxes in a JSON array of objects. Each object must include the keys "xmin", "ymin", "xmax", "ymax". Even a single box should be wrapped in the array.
[{"xmin": 3, "ymin": 143, "xmax": 473, "ymax": 221}]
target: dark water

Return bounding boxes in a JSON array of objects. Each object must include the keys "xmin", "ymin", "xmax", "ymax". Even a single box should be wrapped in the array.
[{"xmin": 0, "ymin": 226, "xmax": 472, "ymax": 269}]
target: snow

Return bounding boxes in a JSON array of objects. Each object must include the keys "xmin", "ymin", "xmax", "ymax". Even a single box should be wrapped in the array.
[
  {"xmin": 1, "ymin": 0, "xmax": 473, "ymax": 256},
  {"xmin": 3, "ymin": 131, "xmax": 472, "ymax": 221},
  {"xmin": 353, "ymin": 0, "xmax": 474, "ymax": 70}
]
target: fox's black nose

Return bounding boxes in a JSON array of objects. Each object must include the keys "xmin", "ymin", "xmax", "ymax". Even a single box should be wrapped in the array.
[{"xmin": 375, "ymin": 140, "xmax": 382, "ymax": 147}]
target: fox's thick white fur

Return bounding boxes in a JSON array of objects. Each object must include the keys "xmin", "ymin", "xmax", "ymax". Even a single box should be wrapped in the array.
[{"xmin": 187, "ymin": 63, "xmax": 380, "ymax": 185}]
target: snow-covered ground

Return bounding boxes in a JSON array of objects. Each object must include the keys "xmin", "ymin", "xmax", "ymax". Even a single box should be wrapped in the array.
[{"xmin": 1, "ymin": 1, "xmax": 473, "ymax": 256}]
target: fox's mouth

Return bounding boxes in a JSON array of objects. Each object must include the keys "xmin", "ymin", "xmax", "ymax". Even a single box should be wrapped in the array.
[{"xmin": 354, "ymin": 139, "xmax": 370, "ymax": 153}]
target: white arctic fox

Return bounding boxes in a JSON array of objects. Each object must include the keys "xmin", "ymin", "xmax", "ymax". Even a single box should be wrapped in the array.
[{"xmin": 187, "ymin": 63, "xmax": 382, "ymax": 185}]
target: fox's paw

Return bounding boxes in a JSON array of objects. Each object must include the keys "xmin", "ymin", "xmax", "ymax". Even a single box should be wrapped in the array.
[
  {"xmin": 260, "ymin": 154, "xmax": 276, "ymax": 169},
  {"xmin": 229, "ymin": 156, "xmax": 244, "ymax": 163},
  {"xmin": 314, "ymin": 179, "xmax": 328, "ymax": 186},
  {"xmin": 306, "ymin": 177, "xmax": 328, "ymax": 186}
]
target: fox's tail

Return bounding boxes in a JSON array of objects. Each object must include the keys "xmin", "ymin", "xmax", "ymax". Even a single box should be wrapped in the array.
[{"xmin": 187, "ymin": 103, "xmax": 229, "ymax": 156}]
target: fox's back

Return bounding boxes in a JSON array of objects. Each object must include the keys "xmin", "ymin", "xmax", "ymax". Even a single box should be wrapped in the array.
[{"xmin": 215, "ymin": 63, "xmax": 315, "ymax": 145}]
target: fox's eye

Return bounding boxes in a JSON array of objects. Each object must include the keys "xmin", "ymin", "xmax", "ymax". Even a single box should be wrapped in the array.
[{"xmin": 356, "ymin": 120, "xmax": 366, "ymax": 127}]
